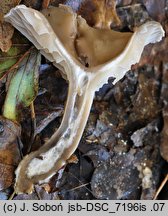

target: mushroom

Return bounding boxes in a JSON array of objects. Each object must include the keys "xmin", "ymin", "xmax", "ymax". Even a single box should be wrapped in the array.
[{"xmin": 5, "ymin": 5, "xmax": 165, "ymax": 194}]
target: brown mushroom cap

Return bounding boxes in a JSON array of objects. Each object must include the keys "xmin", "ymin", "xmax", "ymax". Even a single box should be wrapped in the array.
[
  {"xmin": 42, "ymin": 5, "xmax": 132, "ymax": 68},
  {"xmin": 76, "ymin": 16, "xmax": 132, "ymax": 67},
  {"xmin": 42, "ymin": 5, "xmax": 78, "ymax": 59}
]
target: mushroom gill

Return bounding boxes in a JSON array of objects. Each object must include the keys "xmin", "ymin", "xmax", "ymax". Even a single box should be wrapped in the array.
[{"xmin": 5, "ymin": 5, "xmax": 165, "ymax": 194}]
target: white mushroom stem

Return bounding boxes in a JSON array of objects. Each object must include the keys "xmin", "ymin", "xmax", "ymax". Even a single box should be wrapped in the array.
[
  {"xmin": 14, "ymin": 71, "xmax": 94, "ymax": 193},
  {"xmin": 5, "ymin": 5, "xmax": 165, "ymax": 193}
]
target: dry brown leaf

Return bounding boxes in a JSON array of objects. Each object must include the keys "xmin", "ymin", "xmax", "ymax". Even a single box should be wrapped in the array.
[
  {"xmin": 0, "ymin": 0, "xmax": 21, "ymax": 18},
  {"xmin": 67, "ymin": 154, "xmax": 79, "ymax": 164},
  {"xmin": 160, "ymin": 107, "xmax": 168, "ymax": 161},
  {"xmin": 0, "ymin": 116, "xmax": 21, "ymax": 190},
  {"xmin": 92, "ymin": 0, "xmax": 121, "ymax": 29},
  {"xmin": 160, "ymin": 52, "xmax": 168, "ymax": 162},
  {"xmin": 79, "ymin": 0, "xmax": 121, "ymax": 29},
  {"xmin": 0, "ymin": 22, "xmax": 14, "ymax": 52},
  {"xmin": 0, "ymin": 0, "xmax": 21, "ymax": 52}
]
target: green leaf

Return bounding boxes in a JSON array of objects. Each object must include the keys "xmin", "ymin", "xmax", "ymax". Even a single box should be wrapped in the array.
[
  {"xmin": 3, "ymin": 48, "xmax": 41, "ymax": 121},
  {"xmin": 0, "ymin": 46, "xmax": 20, "ymax": 73},
  {"xmin": 0, "ymin": 31, "xmax": 30, "ymax": 79}
]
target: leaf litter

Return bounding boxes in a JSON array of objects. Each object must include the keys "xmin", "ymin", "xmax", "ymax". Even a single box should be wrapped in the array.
[{"xmin": 0, "ymin": 0, "xmax": 21, "ymax": 52}]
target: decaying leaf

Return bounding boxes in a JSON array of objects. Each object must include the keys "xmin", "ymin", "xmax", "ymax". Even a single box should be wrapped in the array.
[
  {"xmin": 161, "ymin": 123, "xmax": 168, "ymax": 160},
  {"xmin": 0, "ymin": 116, "xmax": 21, "ymax": 190},
  {"xmin": 0, "ymin": 22, "xmax": 14, "ymax": 53},
  {"xmin": 0, "ymin": 32, "xmax": 29, "ymax": 79},
  {"xmin": 0, "ymin": 0, "xmax": 21, "ymax": 17},
  {"xmin": 143, "ymin": 0, "xmax": 166, "ymax": 22},
  {"xmin": 0, "ymin": 0, "xmax": 21, "ymax": 52},
  {"xmin": 78, "ymin": 0, "xmax": 121, "ymax": 29},
  {"xmin": 3, "ymin": 48, "xmax": 41, "ymax": 121},
  {"xmin": 0, "ymin": 46, "xmax": 20, "ymax": 77},
  {"xmin": 5, "ymin": 5, "xmax": 164, "ymax": 194},
  {"xmin": 160, "ymin": 63, "xmax": 168, "ymax": 161}
]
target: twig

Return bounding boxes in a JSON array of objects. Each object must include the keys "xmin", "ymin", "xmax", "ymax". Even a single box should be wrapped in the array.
[
  {"xmin": 8, "ymin": 191, "xmax": 16, "ymax": 200},
  {"xmin": 0, "ymin": 54, "xmax": 23, "ymax": 60},
  {"xmin": 117, "ymin": 3, "xmax": 142, "ymax": 10},
  {"xmin": 34, "ymin": 186, "xmax": 41, "ymax": 200},
  {"xmin": 30, "ymin": 101, "xmax": 36, "ymax": 121},
  {"xmin": 17, "ymin": 0, "xmax": 22, "ymax": 5},
  {"xmin": 27, "ymin": 102, "xmax": 36, "ymax": 153},
  {"xmin": 17, "ymin": 137, "xmax": 23, "ymax": 159},
  {"xmin": 68, "ymin": 183, "xmax": 90, "ymax": 192},
  {"xmin": 68, "ymin": 172, "xmax": 93, "ymax": 195},
  {"xmin": 153, "ymin": 174, "xmax": 168, "ymax": 200},
  {"xmin": 35, "ymin": 109, "xmax": 63, "ymax": 135}
]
